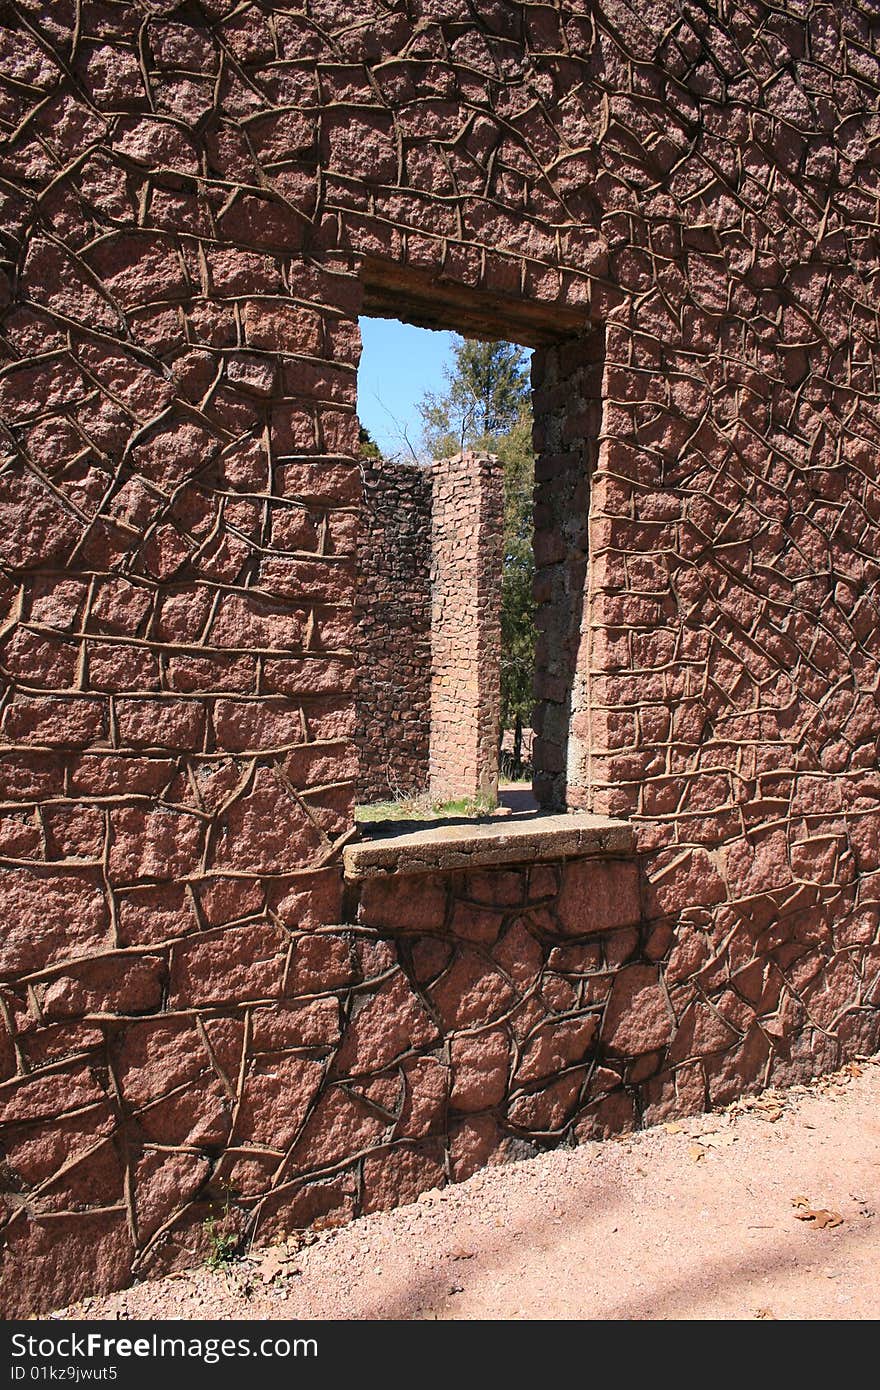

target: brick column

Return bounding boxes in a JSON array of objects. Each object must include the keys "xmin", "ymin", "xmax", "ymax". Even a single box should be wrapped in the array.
[{"xmin": 429, "ymin": 451, "xmax": 504, "ymax": 803}]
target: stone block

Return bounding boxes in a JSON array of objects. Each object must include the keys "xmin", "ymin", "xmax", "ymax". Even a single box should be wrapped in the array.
[
  {"xmin": 601, "ymin": 965, "xmax": 675, "ymax": 1057},
  {"xmin": 334, "ymin": 973, "xmax": 438, "ymax": 1077},
  {"xmin": 555, "ymin": 858, "xmax": 642, "ymax": 935}
]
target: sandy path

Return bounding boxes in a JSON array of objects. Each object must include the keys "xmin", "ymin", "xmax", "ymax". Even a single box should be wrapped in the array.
[{"xmin": 58, "ymin": 1057, "xmax": 880, "ymax": 1322}]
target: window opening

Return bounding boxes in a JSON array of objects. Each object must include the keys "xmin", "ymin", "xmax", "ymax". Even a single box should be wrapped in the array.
[
  {"xmin": 355, "ymin": 319, "xmax": 537, "ymax": 825},
  {"xmin": 354, "ymin": 261, "xmax": 600, "ymax": 825}
]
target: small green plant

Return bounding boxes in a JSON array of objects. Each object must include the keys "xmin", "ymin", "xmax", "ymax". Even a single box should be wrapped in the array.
[{"xmin": 204, "ymin": 1214, "xmax": 239, "ymax": 1269}]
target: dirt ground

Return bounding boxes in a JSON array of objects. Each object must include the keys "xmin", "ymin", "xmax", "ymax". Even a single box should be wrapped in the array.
[{"xmin": 57, "ymin": 1056, "xmax": 880, "ymax": 1322}]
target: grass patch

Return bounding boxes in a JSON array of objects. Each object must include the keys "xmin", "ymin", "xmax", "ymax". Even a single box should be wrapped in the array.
[{"xmin": 356, "ymin": 791, "xmax": 498, "ymax": 823}]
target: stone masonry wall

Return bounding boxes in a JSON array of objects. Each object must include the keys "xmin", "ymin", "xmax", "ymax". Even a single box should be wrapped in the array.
[
  {"xmin": 531, "ymin": 330, "xmax": 605, "ymax": 810},
  {"xmin": 355, "ymin": 455, "xmax": 431, "ymax": 804},
  {"xmin": 350, "ymin": 849, "xmax": 775, "ymax": 1184},
  {"xmin": 1, "ymin": 0, "xmax": 880, "ymax": 1315},
  {"xmin": 430, "ymin": 451, "xmax": 504, "ymax": 803}
]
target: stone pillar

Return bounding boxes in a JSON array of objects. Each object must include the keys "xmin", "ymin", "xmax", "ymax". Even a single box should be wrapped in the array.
[
  {"xmin": 531, "ymin": 328, "xmax": 604, "ymax": 811},
  {"xmin": 355, "ymin": 456, "xmax": 433, "ymax": 803},
  {"xmin": 429, "ymin": 451, "xmax": 504, "ymax": 803}
]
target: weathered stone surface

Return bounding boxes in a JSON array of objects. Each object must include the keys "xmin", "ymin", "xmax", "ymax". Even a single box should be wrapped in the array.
[
  {"xmin": 509, "ymin": 1071, "xmax": 584, "ymax": 1132},
  {"xmin": 39, "ymin": 956, "xmax": 165, "ymax": 1020},
  {"xmin": 0, "ymin": 1064, "xmax": 106, "ymax": 1124},
  {"xmin": 356, "ymin": 456, "xmax": 432, "ymax": 804},
  {"xmin": 254, "ymin": 1175, "xmax": 358, "ymax": 1245},
  {"xmin": 555, "ymin": 858, "xmax": 641, "ymax": 936},
  {"xmin": 334, "ymin": 973, "xmax": 438, "ymax": 1077},
  {"xmin": 449, "ymin": 1114, "xmax": 513, "ymax": 1181},
  {"xmin": 287, "ymin": 931, "xmax": 358, "ymax": 993},
  {"xmin": 136, "ymin": 1078, "xmax": 232, "ymax": 1148},
  {"xmin": 2, "ymin": 695, "xmax": 105, "ymax": 747},
  {"xmin": 515, "ymin": 1015, "xmax": 598, "ymax": 1084},
  {"xmin": 38, "ymin": 1137, "xmax": 126, "ymax": 1212},
  {"xmin": 117, "ymin": 885, "xmax": 199, "ymax": 946},
  {"xmin": 601, "ymin": 966, "xmax": 674, "ymax": 1057},
  {"xmin": 0, "ymin": 1211, "xmax": 134, "ymax": 1322},
  {"xmin": 134, "ymin": 1150, "xmax": 210, "ymax": 1242},
  {"xmin": 357, "ymin": 873, "xmax": 447, "ymax": 931},
  {"xmin": 233, "ymin": 1054, "xmax": 324, "ymax": 1148},
  {"xmin": 450, "ymin": 1027, "xmax": 509, "ymax": 1112},
  {"xmin": 2, "ymin": 1103, "xmax": 117, "ymax": 1187},
  {"xmin": 574, "ymin": 1088, "xmax": 636, "ymax": 1142},
  {"xmin": 429, "ymin": 949, "xmax": 517, "ymax": 1030},
  {"xmin": 450, "ymin": 901, "xmax": 505, "ymax": 945},
  {"xmin": 169, "ymin": 924, "xmax": 288, "ymax": 1007},
  {"xmin": 492, "ymin": 919, "xmax": 545, "ymax": 989},
  {"xmin": 429, "ymin": 452, "xmax": 503, "ymax": 803},
  {"xmin": 346, "ymin": 815, "xmax": 634, "ymax": 880},
  {"xmin": 0, "ymin": 868, "xmax": 110, "ymax": 975},
  {"xmin": 108, "ymin": 808, "xmax": 204, "ymax": 883},
  {"xmin": 251, "ymin": 999, "xmax": 341, "ymax": 1052},
  {"xmin": 209, "ymin": 770, "xmax": 323, "ymax": 874},
  {"xmin": 395, "ymin": 1057, "xmax": 448, "ymax": 1138},
  {"xmin": 291, "ymin": 1086, "xmax": 387, "ymax": 1172},
  {"xmin": 114, "ymin": 1019, "xmax": 210, "ymax": 1108},
  {"xmin": 643, "ymin": 849, "xmax": 727, "ymax": 918},
  {"xmin": 361, "ymin": 1142, "xmax": 445, "ymax": 1214}
]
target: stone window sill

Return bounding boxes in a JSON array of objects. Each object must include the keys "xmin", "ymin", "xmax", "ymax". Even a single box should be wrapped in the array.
[{"xmin": 343, "ymin": 812, "xmax": 635, "ymax": 880}]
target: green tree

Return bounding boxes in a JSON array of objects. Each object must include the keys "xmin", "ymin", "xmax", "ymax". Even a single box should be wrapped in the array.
[
  {"xmin": 418, "ymin": 338, "xmax": 535, "ymax": 769},
  {"xmin": 419, "ymin": 338, "xmax": 530, "ymax": 458},
  {"xmin": 358, "ymin": 424, "xmax": 381, "ymax": 459}
]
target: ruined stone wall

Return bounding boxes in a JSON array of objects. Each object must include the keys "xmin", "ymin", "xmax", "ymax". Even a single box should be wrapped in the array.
[
  {"xmin": 350, "ymin": 850, "xmax": 654, "ymax": 1197},
  {"xmin": 1, "ymin": 0, "xmax": 880, "ymax": 1315},
  {"xmin": 531, "ymin": 330, "xmax": 604, "ymax": 810},
  {"xmin": 351, "ymin": 850, "xmax": 744, "ymax": 1185},
  {"xmin": 430, "ymin": 451, "xmax": 503, "ymax": 803},
  {"xmin": 356, "ymin": 455, "xmax": 431, "ymax": 804}
]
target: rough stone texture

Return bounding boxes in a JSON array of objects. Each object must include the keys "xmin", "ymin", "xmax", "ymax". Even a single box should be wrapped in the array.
[
  {"xmin": 355, "ymin": 455, "xmax": 431, "ymax": 803},
  {"xmin": 532, "ymin": 329, "xmax": 604, "ymax": 810},
  {"xmin": 430, "ymin": 451, "xmax": 504, "ymax": 802},
  {"xmin": 0, "ymin": 0, "xmax": 879, "ymax": 1317},
  {"xmin": 357, "ymin": 449, "xmax": 504, "ymax": 805}
]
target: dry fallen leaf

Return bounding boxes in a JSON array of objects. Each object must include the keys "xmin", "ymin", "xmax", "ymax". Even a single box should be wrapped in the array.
[
  {"xmin": 793, "ymin": 1207, "xmax": 844, "ymax": 1229},
  {"xmin": 256, "ymin": 1247, "xmax": 300, "ymax": 1283},
  {"xmin": 791, "ymin": 1195, "xmax": 811, "ymax": 1209},
  {"xmin": 257, "ymin": 1251, "xmax": 287, "ymax": 1283},
  {"xmin": 814, "ymin": 1211, "xmax": 844, "ymax": 1229},
  {"xmin": 750, "ymin": 1097, "xmax": 784, "ymax": 1121},
  {"xmin": 689, "ymin": 1144, "xmax": 706, "ymax": 1162},
  {"xmin": 699, "ymin": 1130, "xmax": 739, "ymax": 1150},
  {"xmin": 664, "ymin": 1122, "xmax": 684, "ymax": 1134},
  {"xmin": 312, "ymin": 1212, "xmax": 347, "ymax": 1233}
]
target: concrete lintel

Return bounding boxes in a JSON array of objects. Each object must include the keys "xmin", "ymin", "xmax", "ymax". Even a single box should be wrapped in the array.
[{"xmin": 343, "ymin": 813, "xmax": 635, "ymax": 880}]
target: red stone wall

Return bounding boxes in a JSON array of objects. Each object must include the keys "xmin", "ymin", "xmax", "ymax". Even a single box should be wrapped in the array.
[
  {"xmin": 356, "ymin": 455, "xmax": 432, "ymax": 804},
  {"xmin": 430, "ymin": 451, "xmax": 504, "ymax": 803},
  {"xmin": 0, "ymin": 0, "xmax": 879, "ymax": 1314}
]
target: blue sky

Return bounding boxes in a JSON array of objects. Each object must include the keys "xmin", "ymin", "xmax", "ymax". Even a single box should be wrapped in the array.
[{"xmin": 357, "ymin": 317, "xmax": 456, "ymax": 460}]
